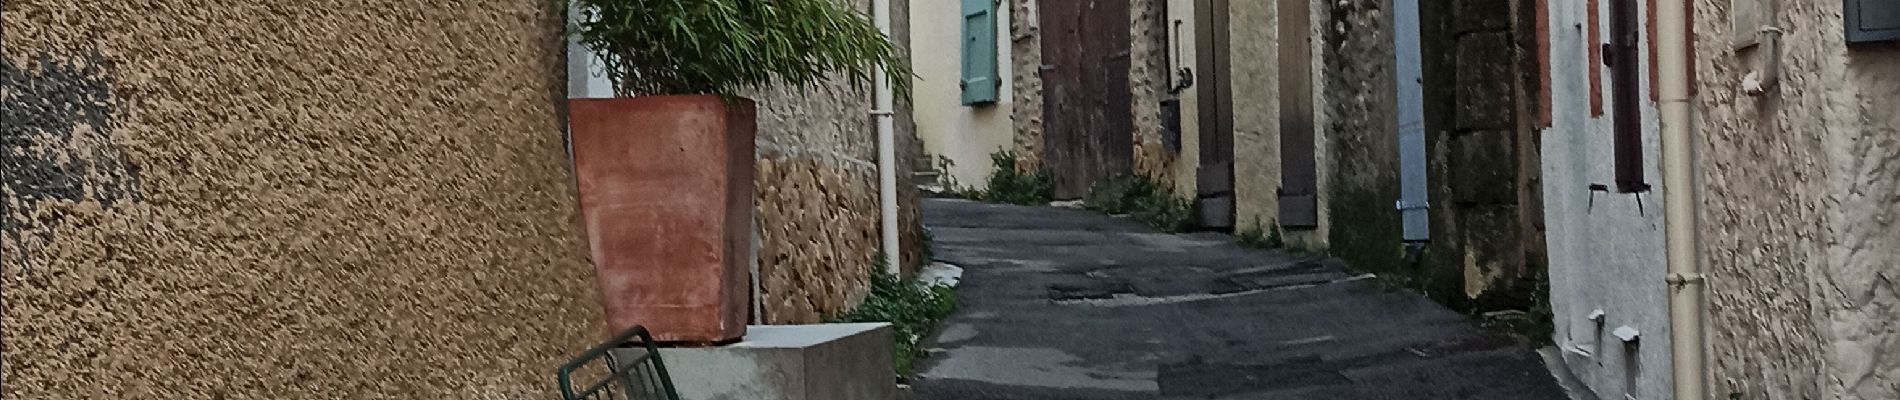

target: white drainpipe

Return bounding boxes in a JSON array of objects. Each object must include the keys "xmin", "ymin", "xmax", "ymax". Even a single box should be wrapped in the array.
[
  {"xmin": 873, "ymin": 0, "xmax": 901, "ymax": 274},
  {"xmin": 1655, "ymin": 0, "xmax": 1705, "ymax": 398}
]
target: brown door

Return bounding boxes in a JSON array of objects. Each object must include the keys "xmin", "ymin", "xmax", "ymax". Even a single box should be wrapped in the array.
[
  {"xmin": 1195, "ymin": 0, "xmax": 1236, "ymax": 228},
  {"xmin": 1277, "ymin": 0, "xmax": 1318, "ymax": 228},
  {"xmin": 1042, "ymin": 0, "xmax": 1134, "ymax": 199}
]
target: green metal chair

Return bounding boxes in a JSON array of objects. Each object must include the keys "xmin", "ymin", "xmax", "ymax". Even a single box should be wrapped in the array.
[{"xmin": 556, "ymin": 325, "xmax": 681, "ymax": 400}]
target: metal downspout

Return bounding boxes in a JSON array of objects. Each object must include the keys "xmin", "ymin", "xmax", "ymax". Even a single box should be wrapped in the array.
[
  {"xmin": 1655, "ymin": 0, "xmax": 1705, "ymax": 398},
  {"xmin": 873, "ymin": 0, "xmax": 901, "ymax": 274}
]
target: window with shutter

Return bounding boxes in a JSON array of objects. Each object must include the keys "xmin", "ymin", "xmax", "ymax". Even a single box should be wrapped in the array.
[
  {"xmin": 1846, "ymin": 0, "xmax": 1900, "ymax": 43},
  {"xmin": 1610, "ymin": 0, "xmax": 1648, "ymax": 192},
  {"xmin": 961, "ymin": 0, "xmax": 999, "ymax": 104}
]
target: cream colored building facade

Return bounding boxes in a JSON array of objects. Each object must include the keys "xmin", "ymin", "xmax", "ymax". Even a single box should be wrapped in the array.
[{"xmin": 909, "ymin": 0, "xmax": 1017, "ymax": 187}]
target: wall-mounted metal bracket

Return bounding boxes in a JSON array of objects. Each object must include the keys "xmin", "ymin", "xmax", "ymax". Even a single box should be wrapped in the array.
[
  {"xmin": 1665, "ymin": 272, "xmax": 1706, "ymax": 288},
  {"xmin": 1395, "ymin": 199, "xmax": 1429, "ymax": 211},
  {"xmin": 1612, "ymin": 326, "xmax": 1641, "ymax": 344}
]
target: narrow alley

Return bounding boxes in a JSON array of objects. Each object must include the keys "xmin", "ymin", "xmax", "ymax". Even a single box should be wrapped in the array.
[{"xmin": 906, "ymin": 199, "xmax": 1568, "ymax": 400}]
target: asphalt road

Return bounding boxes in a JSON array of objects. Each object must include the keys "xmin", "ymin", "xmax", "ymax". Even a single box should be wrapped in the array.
[{"xmin": 904, "ymin": 199, "xmax": 1568, "ymax": 400}]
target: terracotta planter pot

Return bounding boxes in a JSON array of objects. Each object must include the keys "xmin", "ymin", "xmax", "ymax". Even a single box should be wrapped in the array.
[{"xmin": 568, "ymin": 95, "xmax": 755, "ymax": 343}]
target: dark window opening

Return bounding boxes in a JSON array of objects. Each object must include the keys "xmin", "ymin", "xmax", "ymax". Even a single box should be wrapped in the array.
[{"xmin": 1609, "ymin": 0, "xmax": 1649, "ymax": 192}]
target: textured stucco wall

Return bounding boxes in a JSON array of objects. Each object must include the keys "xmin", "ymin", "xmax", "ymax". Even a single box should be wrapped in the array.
[
  {"xmin": 1538, "ymin": 1, "xmax": 1674, "ymax": 398},
  {"xmin": 751, "ymin": 0, "xmax": 926, "ymax": 324},
  {"xmin": 910, "ymin": 0, "xmax": 1015, "ymax": 187},
  {"xmin": 1820, "ymin": 43, "xmax": 1900, "ymax": 400},
  {"xmin": 1693, "ymin": 0, "xmax": 1900, "ymax": 398},
  {"xmin": 2, "ymin": 2, "xmax": 600, "ymax": 399}
]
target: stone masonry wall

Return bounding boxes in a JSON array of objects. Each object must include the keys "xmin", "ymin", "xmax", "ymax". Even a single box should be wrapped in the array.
[
  {"xmin": 1008, "ymin": 0, "xmax": 1045, "ymax": 169},
  {"xmin": 1, "ymin": 2, "xmax": 599, "ymax": 399},
  {"xmin": 1320, "ymin": 0, "xmax": 1404, "ymax": 275},
  {"xmin": 1422, "ymin": 0, "xmax": 1548, "ymax": 305},
  {"xmin": 751, "ymin": 0, "xmax": 924, "ymax": 324},
  {"xmin": 1694, "ymin": 1, "xmax": 1900, "ymax": 398},
  {"xmin": 1130, "ymin": 0, "xmax": 1184, "ymax": 193}
]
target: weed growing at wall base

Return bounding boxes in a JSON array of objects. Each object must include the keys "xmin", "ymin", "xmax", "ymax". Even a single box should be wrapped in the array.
[
  {"xmin": 833, "ymin": 260, "xmax": 958, "ymax": 380},
  {"xmin": 976, "ymin": 151, "xmax": 1053, "ymax": 205},
  {"xmin": 1235, "ymin": 217, "xmax": 1285, "ymax": 249},
  {"xmin": 1082, "ymin": 175, "xmax": 1196, "ymax": 232}
]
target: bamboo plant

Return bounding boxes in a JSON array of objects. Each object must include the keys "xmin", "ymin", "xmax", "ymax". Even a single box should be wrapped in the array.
[{"xmin": 569, "ymin": 0, "xmax": 911, "ymax": 98}]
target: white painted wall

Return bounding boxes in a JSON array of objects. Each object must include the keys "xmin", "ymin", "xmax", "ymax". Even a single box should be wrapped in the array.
[
  {"xmin": 909, "ymin": 0, "xmax": 1014, "ymax": 187},
  {"xmin": 1539, "ymin": 1, "xmax": 1673, "ymax": 399}
]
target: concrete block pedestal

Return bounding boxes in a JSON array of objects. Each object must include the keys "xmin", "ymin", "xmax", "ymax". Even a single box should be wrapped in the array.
[{"xmin": 624, "ymin": 323, "xmax": 895, "ymax": 400}]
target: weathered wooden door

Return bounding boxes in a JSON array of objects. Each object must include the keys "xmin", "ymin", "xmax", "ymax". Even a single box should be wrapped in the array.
[
  {"xmin": 1277, "ymin": 0, "xmax": 1318, "ymax": 228},
  {"xmin": 1042, "ymin": 0, "xmax": 1134, "ymax": 199},
  {"xmin": 1195, "ymin": 0, "xmax": 1236, "ymax": 229}
]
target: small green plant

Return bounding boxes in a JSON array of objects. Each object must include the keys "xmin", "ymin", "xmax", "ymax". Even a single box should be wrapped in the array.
[
  {"xmin": 1082, "ymin": 175, "xmax": 1156, "ymax": 215},
  {"xmin": 834, "ymin": 260, "xmax": 958, "ymax": 379},
  {"xmin": 979, "ymin": 151, "xmax": 1053, "ymax": 205},
  {"xmin": 1081, "ymin": 174, "xmax": 1196, "ymax": 232},
  {"xmin": 919, "ymin": 226, "xmax": 936, "ymax": 263},
  {"xmin": 930, "ymin": 155, "xmax": 986, "ymax": 200},
  {"xmin": 1525, "ymin": 274, "xmax": 1555, "ymax": 345},
  {"xmin": 933, "ymin": 155, "xmax": 961, "ymax": 191},
  {"xmin": 1474, "ymin": 274, "xmax": 1556, "ymax": 346},
  {"xmin": 1235, "ymin": 218, "xmax": 1285, "ymax": 249},
  {"xmin": 569, "ymin": 0, "xmax": 910, "ymax": 98},
  {"xmin": 1131, "ymin": 193, "xmax": 1195, "ymax": 232}
]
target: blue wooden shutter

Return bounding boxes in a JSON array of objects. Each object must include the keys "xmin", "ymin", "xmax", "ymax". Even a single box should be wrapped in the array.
[
  {"xmin": 961, "ymin": 0, "xmax": 999, "ymax": 104},
  {"xmin": 1846, "ymin": 0, "xmax": 1900, "ymax": 43}
]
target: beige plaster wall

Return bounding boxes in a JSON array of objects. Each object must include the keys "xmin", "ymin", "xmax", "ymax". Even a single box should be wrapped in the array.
[
  {"xmin": 1, "ymin": 2, "xmax": 599, "ymax": 398},
  {"xmin": 1229, "ymin": 0, "xmax": 1282, "ymax": 231},
  {"xmin": 910, "ymin": 0, "xmax": 1016, "ymax": 187},
  {"xmin": 1202, "ymin": 0, "xmax": 1335, "ymax": 253},
  {"xmin": 1140, "ymin": 0, "xmax": 1337, "ymax": 246},
  {"xmin": 1693, "ymin": 0, "xmax": 1900, "ymax": 398}
]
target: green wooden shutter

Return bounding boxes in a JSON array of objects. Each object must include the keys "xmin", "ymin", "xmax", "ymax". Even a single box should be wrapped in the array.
[
  {"xmin": 1846, "ymin": 0, "xmax": 1899, "ymax": 43},
  {"xmin": 961, "ymin": 0, "xmax": 999, "ymax": 104}
]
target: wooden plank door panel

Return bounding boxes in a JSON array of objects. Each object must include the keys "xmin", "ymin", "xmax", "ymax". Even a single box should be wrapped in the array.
[
  {"xmin": 1042, "ymin": 0, "xmax": 1133, "ymax": 199},
  {"xmin": 1278, "ymin": 0, "xmax": 1318, "ymax": 228}
]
